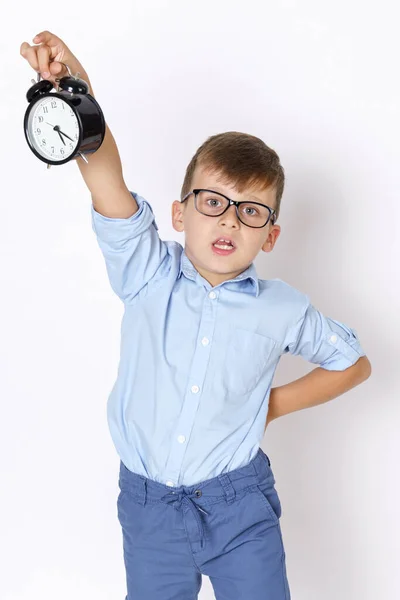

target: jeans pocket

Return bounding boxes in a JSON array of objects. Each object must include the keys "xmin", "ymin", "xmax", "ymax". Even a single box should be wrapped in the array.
[
  {"xmin": 117, "ymin": 477, "xmax": 143, "ymax": 520},
  {"xmin": 253, "ymin": 480, "xmax": 282, "ymax": 524},
  {"xmin": 117, "ymin": 487, "xmax": 144, "ymax": 533}
]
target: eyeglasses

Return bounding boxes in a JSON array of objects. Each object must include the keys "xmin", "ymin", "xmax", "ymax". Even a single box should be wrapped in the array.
[{"xmin": 181, "ymin": 189, "xmax": 276, "ymax": 228}]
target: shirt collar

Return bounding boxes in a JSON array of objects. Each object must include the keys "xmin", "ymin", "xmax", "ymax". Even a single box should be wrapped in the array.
[{"xmin": 178, "ymin": 249, "xmax": 260, "ymax": 297}]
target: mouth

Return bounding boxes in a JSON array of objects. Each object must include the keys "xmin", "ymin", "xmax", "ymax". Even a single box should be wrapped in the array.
[{"xmin": 211, "ymin": 237, "xmax": 237, "ymax": 256}]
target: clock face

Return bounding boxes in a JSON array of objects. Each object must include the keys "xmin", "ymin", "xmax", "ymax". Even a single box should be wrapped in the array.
[{"xmin": 26, "ymin": 96, "xmax": 80, "ymax": 162}]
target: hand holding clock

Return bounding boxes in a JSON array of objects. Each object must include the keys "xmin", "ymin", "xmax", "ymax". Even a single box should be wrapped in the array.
[
  {"xmin": 20, "ymin": 30, "xmax": 105, "ymax": 165},
  {"xmin": 19, "ymin": 29, "xmax": 133, "ymax": 218},
  {"xmin": 20, "ymin": 31, "xmax": 89, "ymax": 92}
]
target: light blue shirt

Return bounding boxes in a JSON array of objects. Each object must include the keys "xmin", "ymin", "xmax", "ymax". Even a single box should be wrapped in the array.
[{"xmin": 91, "ymin": 191, "xmax": 366, "ymax": 487}]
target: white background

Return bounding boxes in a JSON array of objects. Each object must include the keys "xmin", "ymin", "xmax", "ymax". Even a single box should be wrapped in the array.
[{"xmin": 1, "ymin": 1, "xmax": 399, "ymax": 598}]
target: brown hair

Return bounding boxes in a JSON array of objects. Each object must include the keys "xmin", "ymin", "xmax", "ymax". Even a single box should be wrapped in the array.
[{"xmin": 180, "ymin": 131, "xmax": 285, "ymax": 222}]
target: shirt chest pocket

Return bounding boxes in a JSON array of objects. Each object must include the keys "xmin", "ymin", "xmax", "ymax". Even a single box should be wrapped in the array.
[{"xmin": 222, "ymin": 328, "xmax": 279, "ymax": 395}]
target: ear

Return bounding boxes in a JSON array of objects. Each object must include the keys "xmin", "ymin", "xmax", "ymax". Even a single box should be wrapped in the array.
[
  {"xmin": 261, "ymin": 224, "xmax": 281, "ymax": 253},
  {"xmin": 171, "ymin": 200, "xmax": 186, "ymax": 233}
]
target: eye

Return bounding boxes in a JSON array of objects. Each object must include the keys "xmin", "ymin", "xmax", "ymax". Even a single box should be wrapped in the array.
[
  {"xmin": 242, "ymin": 206, "xmax": 260, "ymax": 216},
  {"xmin": 206, "ymin": 197, "xmax": 222, "ymax": 207}
]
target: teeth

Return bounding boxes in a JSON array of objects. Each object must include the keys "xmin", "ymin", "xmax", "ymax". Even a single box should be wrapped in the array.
[
  {"xmin": 214, "ymin": 244, "xmax": 233, "ymax": 250},
  {"xmin": 215, "ymin": 240, "xmax": 233, "ymax": 246}
]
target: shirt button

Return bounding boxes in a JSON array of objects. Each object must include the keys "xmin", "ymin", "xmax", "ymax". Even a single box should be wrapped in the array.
[
  {"xmin": 209, "ymin": 291, "xmax": 217, "ymax": 299},
  {"xmin": 166, "ymin": 481, "xmax": 175, "ymax": 487},
  {"xmin": 330, "ymin": 335, "xmax": 338, "ymax": 343},
  {"xmin": 177, "ymin": 435, "xmax": 186, "ymax": 444},
  {"xmin": 191, "ymin": 385, "xmax": 199, "ymax": 393},
  {"xmin": 201, "ymin": 337, "xmax": 209, "ymax": 346}
]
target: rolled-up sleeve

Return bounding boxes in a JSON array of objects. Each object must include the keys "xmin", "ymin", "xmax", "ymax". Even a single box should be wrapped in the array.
[
  {"xmin": 91, "ymin": 191, "xmax": 168, "ymax": 303},
  {"xmin": 285, "ymin": 302, "xmax": 366, "ymax": 370}
]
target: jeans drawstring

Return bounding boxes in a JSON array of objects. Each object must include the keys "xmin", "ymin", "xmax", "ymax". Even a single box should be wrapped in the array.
[{"xmin": 160, "ymin": 490, "xmax": 209, "ymax": 549}]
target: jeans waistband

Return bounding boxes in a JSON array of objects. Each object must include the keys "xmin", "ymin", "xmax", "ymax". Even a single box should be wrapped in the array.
[
  {"xmin": 119, "ymin": 447, "xmax": 273, "ymax": 503},
  {"xmin": 118, "ymin": 447, "xmax": 273, "ymax": 550}
]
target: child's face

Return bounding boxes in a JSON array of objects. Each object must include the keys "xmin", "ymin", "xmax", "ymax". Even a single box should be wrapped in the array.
[{"xmin": 171, "ymin": 165, "xmax": 281, "ymax": 287}]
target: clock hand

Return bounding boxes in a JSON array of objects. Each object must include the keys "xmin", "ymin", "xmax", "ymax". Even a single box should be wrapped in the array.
[
  {"xmin": 52, "ymin": 124, "xmax": 74, "ymax": 143},
  {"xmin": 57, "ymin": 129, "xmax": 75, "ymax": 142},
  {"xmin": 57, "ymin": 130, "xmax": 66, "ymax": 146},
  {"xmin": 46, "ymin": 123, "xmax": 65, "ymax": 145}
]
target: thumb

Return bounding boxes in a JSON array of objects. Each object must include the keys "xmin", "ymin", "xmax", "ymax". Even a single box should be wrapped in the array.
[
  {"xmin": 48, "ymin": 61, "xmax": 72, "ymax": 85},
  {"xmin": 49, "ymin": 61, "xmax": 66, "ymax": 76}
]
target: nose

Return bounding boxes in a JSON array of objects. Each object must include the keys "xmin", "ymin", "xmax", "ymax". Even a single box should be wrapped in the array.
[{"xmin": 219, "ymin": 204, "xmax": 239, "ymax": 226}]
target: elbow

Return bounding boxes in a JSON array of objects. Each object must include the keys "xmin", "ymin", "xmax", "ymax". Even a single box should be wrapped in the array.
[{"xmin": 357, "ymin": 355, "xmax": 372, "ymax": 380}]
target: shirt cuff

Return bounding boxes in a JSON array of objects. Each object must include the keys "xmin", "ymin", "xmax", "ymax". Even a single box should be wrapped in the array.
[
  {"xmin": 91, "ymin": 191, "xmax": 159, "ymax": 243},
  {"xmin": 320, "ymin": 318, "xmax": 366, "ymax": 370}
]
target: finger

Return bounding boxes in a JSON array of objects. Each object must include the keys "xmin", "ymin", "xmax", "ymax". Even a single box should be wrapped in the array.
[
  {"xmin": 49, "ymin": 61, "xmax": 68, "ymax": 78},
  {"xmin": 20, "ymin": 42, "xmax": 40, "ymax": 72},
  {"xmin": 37, "ymin": 44, "xmax": 51, "ymax": 78},
  {"xmin": 32, "ymin": 30, "xmax": 62, "ymax": 47}
]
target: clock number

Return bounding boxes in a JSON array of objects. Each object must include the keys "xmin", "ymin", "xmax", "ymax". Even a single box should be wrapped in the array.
[
  {"xmin": 36, "ymin": 128, "xmax": 41, "ymax": 134},
  {"xmin": 74, "ymin": 133, "xmax": 78, "ymax": 140},
  {"xmin": 42, "ymin": 139, "xmax": 46, "ymax": 145},
  {"xmin": 51, "ymin": 146, "xmax": 55, "ymax": 153},
  {"xmin": 43, "ymin": 106, "xmax": 48, "ymax": 113},
  {"xmin": 51, "ymin": 101, "xmax": 57, "ymax": 109},
  {"xmin": 60, "ymin": 148, "xmax": 64, "ymax": 155},
  {"xmin": 69, "ymin": 143, "xmax": 73, "ymax": 149},
  {"xmin": 38, "ymin": 116, "xmax": 43, "ymax": 123}
]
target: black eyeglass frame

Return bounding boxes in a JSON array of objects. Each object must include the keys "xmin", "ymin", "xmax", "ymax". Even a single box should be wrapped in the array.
[{"xmin": 181, "ymin": 188, "xmax": 277, "ymax": 228}]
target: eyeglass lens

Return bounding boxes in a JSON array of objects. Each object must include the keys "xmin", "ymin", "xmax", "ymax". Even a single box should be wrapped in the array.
[{"xmin": 195, "ymin": 191, "xmax": 271, "ymax": 227}]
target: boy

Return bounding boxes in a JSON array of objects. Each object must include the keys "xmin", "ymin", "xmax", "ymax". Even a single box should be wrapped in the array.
[{"xmin": 21, "ymin": 31, "xmax": 372, "ymax": 600}]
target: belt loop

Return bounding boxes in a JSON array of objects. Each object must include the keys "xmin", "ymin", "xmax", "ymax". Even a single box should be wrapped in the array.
[
  {"xmin": 259, "ymin": 447, "xmax": 271, "ymax": 467},
  {"xmin": 137, "ymin": 476, "xmax": 147, "ymax": 506},
  {"xmin": 218, "ymin": 473, "xmax": 236, "ymax": 505}
]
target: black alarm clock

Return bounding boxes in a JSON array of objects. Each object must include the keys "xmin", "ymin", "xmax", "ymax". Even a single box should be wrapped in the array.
[{"xmin": 24, "ymin": 63, "xmax": 105, "ymax": 167}]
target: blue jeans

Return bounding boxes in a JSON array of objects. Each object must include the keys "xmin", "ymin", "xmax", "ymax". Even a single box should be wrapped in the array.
[{"xmin": 117, "ymin": 447, "xmax": 291, "ymax": 599}]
